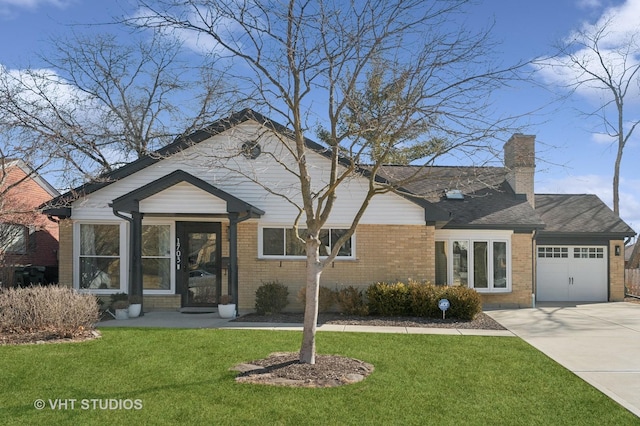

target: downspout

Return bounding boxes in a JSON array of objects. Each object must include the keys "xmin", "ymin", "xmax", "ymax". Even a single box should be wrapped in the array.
[
  {"xmin": 531, "ymin": 229, "xmax": 537, "ymax": 308},
  {"xmin": 109, "ymin": 204, "xmax": 144, "ymax": 316}
]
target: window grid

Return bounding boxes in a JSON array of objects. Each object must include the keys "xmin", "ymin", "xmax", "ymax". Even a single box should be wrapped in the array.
[
  {"xmin": 538, "ymin": 247, "xmax": 568, "ymax": 258},
  {"xmin": 573, "ymin": 247, "xmax": 604, "ymax": 259}
]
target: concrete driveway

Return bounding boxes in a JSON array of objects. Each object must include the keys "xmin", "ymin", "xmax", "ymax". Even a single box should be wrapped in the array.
[{"xmin": 487, "ymin": 302, "xmax": 640, "ymax": 417}]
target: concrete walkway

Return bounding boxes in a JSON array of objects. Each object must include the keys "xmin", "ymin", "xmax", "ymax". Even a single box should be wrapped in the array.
[
  {"xmin": 97, "ymin": 311, "xmax": 514, "ymax": 336},
  {"xmin": 486, "ymin": 302, "xmax": 640, "ymax": 418}
]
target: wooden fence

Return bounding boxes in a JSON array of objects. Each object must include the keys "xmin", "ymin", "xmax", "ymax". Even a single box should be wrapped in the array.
[{"xmin": 626, "ymin": 269, "xmax": 640, "ymax": 297}]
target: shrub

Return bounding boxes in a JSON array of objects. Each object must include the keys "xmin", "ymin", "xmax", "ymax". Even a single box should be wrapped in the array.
[
  {"xmin": 437, "ymin": 285, "xmax": 482, "ymax": 320},
  {"xmin": 363, "ymin": 280, "xmax": 482, "ymax": 320},
  {"xmin": 0, "ymin": 285, "xmax": 100, "ymax": 337},
  {"xmin": 407, "ymin": 280, "xmax": 439, "ymax": 317},
  {"xmin": 366, "ymin": 282, "xmax": 410, "ymax": 316},
  {"xmin": 335, "ymin": 286, "xmax": 369, "ymax": 316},
  {"xmin": 255, "ymin": 281, "xmax": 289, "ymax": 315},
  {"xmin": 296, "ymin": 286, "xmax": 336, "ymax": 313}
]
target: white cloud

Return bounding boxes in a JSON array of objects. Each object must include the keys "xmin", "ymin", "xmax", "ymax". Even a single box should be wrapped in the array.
[
  {"xmin": 0, "ymin": 0, "xmax": 73, "ymax": 19},
  {"xmin": 129, "ymin": 6, "xmax": 233, "ymax": 56},
  {"xmin": 591, "ymin": 132, "xmax": 615, "ymax": 145},
  {"xmin": 534, "ymin": 0, "xmax": 640, "ymax": 102},
  {"xmin": 576, "ymin": 0, "xmax": 602, "ymax": 9}
]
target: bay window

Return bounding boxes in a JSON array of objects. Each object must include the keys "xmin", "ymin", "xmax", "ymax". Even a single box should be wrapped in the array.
[{"xmin": 436, "ymin": 232, "xmax": 511, "ymax": 292}]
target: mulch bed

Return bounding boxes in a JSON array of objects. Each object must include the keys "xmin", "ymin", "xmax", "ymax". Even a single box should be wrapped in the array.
[
  {"xmin": 0, "ymin": 329, "xmax": 101, "ymax": 346},
  {"xmin": 233, "ymin": 312, "xmax": 506, "ymax": 330},
  {"xmin": 233, "ymin": 352, "xmax": 374, "ymax": 388}
]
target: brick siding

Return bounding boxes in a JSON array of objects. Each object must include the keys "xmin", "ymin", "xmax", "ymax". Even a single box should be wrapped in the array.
[{"xmin": 236, "ymin": 222, "xmax": 434, "ymax": 311}]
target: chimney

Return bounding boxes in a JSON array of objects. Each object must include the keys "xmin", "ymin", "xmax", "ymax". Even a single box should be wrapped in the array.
[{"xmin": 504, "ymin": 134, "xmax": 535, "ymax": 207}]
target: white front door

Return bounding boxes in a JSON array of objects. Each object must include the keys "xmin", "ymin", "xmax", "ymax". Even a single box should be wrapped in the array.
[{"xmin": 536, "ymin": 246, "xmax": 607, "ymax": 302}]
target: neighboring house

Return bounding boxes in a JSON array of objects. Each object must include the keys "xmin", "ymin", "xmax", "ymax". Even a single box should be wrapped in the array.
[
  {"xmin": 1, "ymin": 159, "xmax": 60, "ymax": 285},
  {"xmin": 43, "ymin": 110, "xmax": 635, "ymax": 311}
]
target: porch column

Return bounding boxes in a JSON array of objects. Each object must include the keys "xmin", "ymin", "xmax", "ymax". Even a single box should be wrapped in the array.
[
  {"xmin": 228, "ymin": 213, "xmax": 239, "ymax": 308},
  {"xmin": 130, "ymin": 211, "xmax": 144, "ymax": 314}
]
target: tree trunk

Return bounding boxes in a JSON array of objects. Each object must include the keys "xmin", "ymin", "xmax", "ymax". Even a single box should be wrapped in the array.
[{"xmin": 299, "ymin": 237, "xmax": 323, "ymax": 364}]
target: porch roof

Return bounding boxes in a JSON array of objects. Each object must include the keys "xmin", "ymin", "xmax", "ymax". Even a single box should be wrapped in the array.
[{"xmin": 110, "ymin": 169, "xmax": 265, "ymax": 217}]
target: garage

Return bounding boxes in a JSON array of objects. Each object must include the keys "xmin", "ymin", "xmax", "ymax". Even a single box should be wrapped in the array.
[{"xmin": 536, "ymin": 245, "xmax": 608, "ymax": 302}]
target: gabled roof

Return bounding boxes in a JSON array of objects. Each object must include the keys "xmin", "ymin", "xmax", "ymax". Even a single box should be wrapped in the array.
[
  {"xmin": 111, "ymin": 169, "xmax": 264, "ymax": 216},
  {"xmin": 535, "ymin": 194, "xmax": 635, "ymax": 238},
  {"xmin": 43, "ymin": 109, "xmax": 448, "ymax": 220},
  {"xmin": 3, "ymin": 159, "xmax": 59, "ymax": 198}
]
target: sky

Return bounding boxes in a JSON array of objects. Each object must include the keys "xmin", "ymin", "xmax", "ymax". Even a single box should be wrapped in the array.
[{"xmin": 0, "ymin": 0, "xmax": 638, "ymax": 237}]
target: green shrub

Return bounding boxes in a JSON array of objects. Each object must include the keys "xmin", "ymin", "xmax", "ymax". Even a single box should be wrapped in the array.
[
  {"xmin": 437, "ymin": 285, "xmax": 482, "ymax": 320},
  {"xmin": 366, "ymin": 282, "xmax": 410, "ymax": 316},
  {"xmin": 407, "ymin": 280, "xmax": 439, "ymax": 317},
  {"xmin": 255, "ymin": 281, "xmax": 289, "ymax": 315},
  {"xmin": 335, "ymin": 286, "xmax": 369, "ymax": 316},
  {"xmin": 363, "ymin": 280, "xmax": 482, "ymax": 320},
  {"xmin": 0, "ymin": 285, "xmax": 100, "ymax": 337},
  {"xmin": 296, "ymin": 286, "xmax": 336, "ymax": 313}
]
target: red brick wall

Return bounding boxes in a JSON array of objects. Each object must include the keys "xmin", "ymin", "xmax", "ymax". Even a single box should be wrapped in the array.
[{"xmin": 1, "ymin": 165, "xmax": 59, "ymax": 268}]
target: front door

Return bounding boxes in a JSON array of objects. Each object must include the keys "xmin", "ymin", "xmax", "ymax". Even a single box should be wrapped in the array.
[{"xmin": 176, "ymin": 222, "xmax": 221, "ymax": 307}]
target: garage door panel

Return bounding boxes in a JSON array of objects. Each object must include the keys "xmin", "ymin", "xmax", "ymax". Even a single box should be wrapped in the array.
[
  {"xmin": 537, "ymin": 246, "xmax": 607, "ymax": 303},
  {"xmin": 570, "ymin": 255, "xmax": 607, "ymax": 301},
  {"xmin": 537, "ymin": 257, "xmax": 570, "ymax": 301}
]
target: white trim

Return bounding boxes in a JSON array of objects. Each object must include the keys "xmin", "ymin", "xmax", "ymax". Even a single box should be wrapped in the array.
[
  {"xmin": 73, "ymin": 220, "xmax": 127, "ymax": 294},
  {"xmin": 435, "ymin": 229, "xmax": 513, "ymax": 293},
  {"xmin": 258, "ymin": 225, "xmax": 356, "ymax": 260},
  {"xmin": 140, "ymin": 220, "xmax": 175, "ymax": 295}
]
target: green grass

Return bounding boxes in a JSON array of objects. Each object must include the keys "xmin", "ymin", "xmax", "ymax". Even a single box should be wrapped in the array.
[{"xmin": 0, "ymin": 329, "xmax": 637, "ymax": 425}]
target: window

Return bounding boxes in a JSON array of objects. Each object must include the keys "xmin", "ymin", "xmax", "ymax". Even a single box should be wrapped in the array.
[
  {"xmin": 452, "ymin": 241, "xmax": 468, "ymax": 286},
  {"xmin": 79, "ymin": 224, "xmax": 121, "ymax": 289},
  {"xmin": 538, "ymin": 247, "xmax": 568, "ymax": 258},
  {"xmin": 0, "ymin": 224, "xmax": 27, "ymax": 254},
  {"xmin": 142, "ymin": 224, "xmax": 171, "ymax": 290},
  {"xmin": 261, "ymin": 227, "xmax": 353, "ymax": 258},
  {"xmin": 437, "ymin": 233, "xmax": 511, "ymax": 292},
  {"xmin": 574, "ymin": 247, "xmax": 604, "ymax": 259}
]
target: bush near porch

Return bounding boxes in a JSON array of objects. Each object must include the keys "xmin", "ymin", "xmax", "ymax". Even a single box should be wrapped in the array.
[{"xmin": 0, "ymin": 285, "xmax": 99, "ymax": 339}]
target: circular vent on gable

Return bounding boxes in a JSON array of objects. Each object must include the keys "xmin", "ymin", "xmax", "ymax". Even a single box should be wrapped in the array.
[{"xmin": 241, "ymin": 141, "xmax": 262, "ymax": 159}]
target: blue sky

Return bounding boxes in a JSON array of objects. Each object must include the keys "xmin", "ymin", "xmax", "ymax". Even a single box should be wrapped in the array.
[{"xmin": 0, "ymin": 0, "xmax": 638, "ymax": 236}]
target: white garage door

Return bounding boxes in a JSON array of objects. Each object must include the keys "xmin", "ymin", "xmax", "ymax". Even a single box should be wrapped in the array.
[{"xmin": 536, "ymin": 246, "xmax": 608, "ymax": 302}]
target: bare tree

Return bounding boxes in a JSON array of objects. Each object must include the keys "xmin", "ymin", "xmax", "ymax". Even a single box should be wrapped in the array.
[
  {"xmin": 0, "ymin": 30, "xmax": 234, "ymax": 187},
  {"xmin": 133, "ymin": 0, "xmax": 526, "ymax": 364},
  {"xmin": 543, "ymin": 18, "xmax": 640, "ymax": 217},
  {"xmin": 540, "ymin": 17, "xmax": 640, "ymax": 269}
]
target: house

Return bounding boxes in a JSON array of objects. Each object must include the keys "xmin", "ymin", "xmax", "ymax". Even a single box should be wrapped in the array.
[
  {"xmin": 42, "ymin": 110, "xmax": 635, "ymax": 311},
  {"xmin": 1, "ymin": 159, "xmax": 60, "ymax": 285}
]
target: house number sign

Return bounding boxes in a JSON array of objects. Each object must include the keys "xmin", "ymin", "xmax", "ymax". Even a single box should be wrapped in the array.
[
  {"xmin": 438, "ymin": 298, "xmax": 450, "ymax": 319},
  {"xmin": 176, "ymin": 238, "xmax": 181, "ymax": 270}
]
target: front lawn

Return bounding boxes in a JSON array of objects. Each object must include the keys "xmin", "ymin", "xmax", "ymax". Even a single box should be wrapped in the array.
[{"xmin": 0, "ymin": 329, "xmax": 636, "ymax": 425}]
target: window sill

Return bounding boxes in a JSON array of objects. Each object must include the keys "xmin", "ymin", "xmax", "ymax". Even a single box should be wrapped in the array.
[{"xmin": 257, "ymin": 257, "xmax": 358, "ymax": 262}]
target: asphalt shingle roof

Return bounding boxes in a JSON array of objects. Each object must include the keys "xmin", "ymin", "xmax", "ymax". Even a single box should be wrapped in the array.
[
  {"xmin": 378, "ymin": 165, "xmax": 545, "ymax": 229},
  {"xmin": 535, "ymin": 194, "xmax": 635, "ymax": 236}
]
